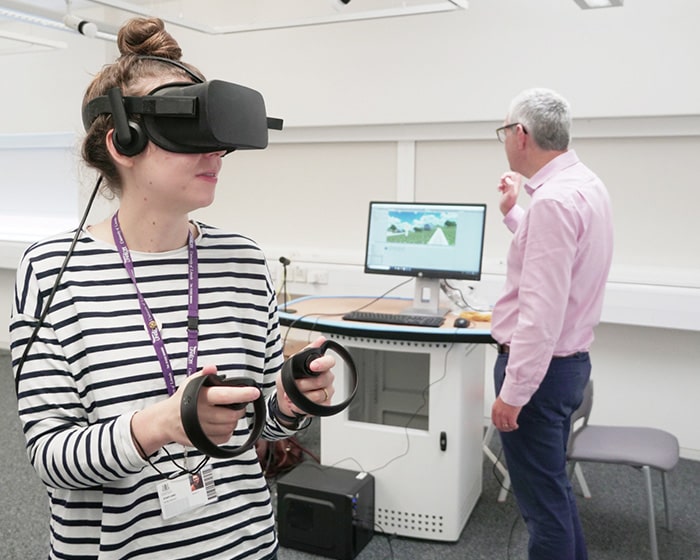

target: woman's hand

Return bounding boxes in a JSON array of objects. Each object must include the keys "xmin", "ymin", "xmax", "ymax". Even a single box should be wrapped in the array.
[
  {"xmin": 275, "ymin": 336, "xmax": 336, "ymax": 420},
  {"xmin": 130, "ymin": 364, "xmax": 261, "ymax": 456}
]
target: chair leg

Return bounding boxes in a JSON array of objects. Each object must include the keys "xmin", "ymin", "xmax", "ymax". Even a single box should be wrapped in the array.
[
  {"xmin": 662, "ymin": 471, "xmax": 672, "ymax": 531},
  {"xmin": 574, "ymin": 462, "xmax": 591, "ymax": 499},
  {"xmin": 498, "ymin": 471, "xmax": 511, "ymax": 503},
  {"xmin": 483, "ymin": 423, "xmax": 511, "ymax": 502},
  {"xmin": 642, "ymin": 465, "xmax": 660, "ymax": 560},
  {"xmin": 567, "ymin": 461, "xmax": 592, "ymax": 499}
]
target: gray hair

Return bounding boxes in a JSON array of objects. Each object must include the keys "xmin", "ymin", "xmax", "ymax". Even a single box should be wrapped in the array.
[{"xmin": 508, "ymin": 88, "xmax": 571, "ymax": 151}]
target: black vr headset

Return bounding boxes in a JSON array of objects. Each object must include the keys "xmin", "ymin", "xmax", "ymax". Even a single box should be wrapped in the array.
[{"xmin": 82, "ymin": 56, "xmax": 283, "ymax": 156}]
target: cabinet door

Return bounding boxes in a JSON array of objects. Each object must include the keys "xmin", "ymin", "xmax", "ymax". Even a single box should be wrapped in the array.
[{"xmin": 347, "ymin": 346, "xmax": 430, "ymax": 431}]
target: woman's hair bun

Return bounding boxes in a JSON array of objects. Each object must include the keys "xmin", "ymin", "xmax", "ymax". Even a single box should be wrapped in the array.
[{"xmin": 117, "ymin": 17, "xmax": 182, "ymax": 60}]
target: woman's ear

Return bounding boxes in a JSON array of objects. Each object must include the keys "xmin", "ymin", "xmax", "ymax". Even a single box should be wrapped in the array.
[{"xmin": 105, "ymin": 129, "xmax": 137, "ymax": 168}]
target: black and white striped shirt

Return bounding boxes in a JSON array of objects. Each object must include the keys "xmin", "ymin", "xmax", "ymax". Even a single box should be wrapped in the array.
[{"xmin": 10, "ymin": 222, "xmax": 299, "ymax": 560}]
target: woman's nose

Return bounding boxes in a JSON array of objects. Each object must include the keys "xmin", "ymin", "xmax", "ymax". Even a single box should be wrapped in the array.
[{"xmin": 204, "ymin": 149, "xmax": 226, "ymax": 158}]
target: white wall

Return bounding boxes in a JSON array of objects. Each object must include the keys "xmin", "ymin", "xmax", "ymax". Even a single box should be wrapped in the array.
[
  {"xmin": 3, "ymin": 0, "xmax": 700, "ymax": 127},
  {"xmin": 1, "ymin": 0, "xmax": 699, "ymax": 458},
  {"xmin": 0, "ymin": 31, "xmax": 110, "ymax": 133},
  {"xmin": 179, "ymin": 0, "xmax": 700, "ymax": 125}
]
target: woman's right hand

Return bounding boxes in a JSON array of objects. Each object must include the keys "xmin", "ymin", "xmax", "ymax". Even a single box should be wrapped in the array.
[{"xmin": 130, "ymin": 365, "xmax": 261, "ymax": 457}]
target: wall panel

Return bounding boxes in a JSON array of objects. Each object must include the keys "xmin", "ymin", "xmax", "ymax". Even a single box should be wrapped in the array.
[
  {"xmin": 193, "ymin": 141, "xmax": 397, "ymax": 260},
  {"xmin": 415, "ymin": 136, "xmax": 700, "ymax": 288}
]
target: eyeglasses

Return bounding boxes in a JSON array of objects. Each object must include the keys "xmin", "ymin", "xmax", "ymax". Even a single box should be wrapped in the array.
[{"xmin": 496, "ymin": 122, "xmax": 525, "ymax": 143}]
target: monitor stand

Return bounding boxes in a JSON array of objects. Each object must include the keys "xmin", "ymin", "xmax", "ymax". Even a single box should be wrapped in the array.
[{"xmin": 401, "ymin": 277, "xmax": 449, "ymax": 317}]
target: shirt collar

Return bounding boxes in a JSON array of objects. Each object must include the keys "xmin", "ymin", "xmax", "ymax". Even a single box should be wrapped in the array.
[{"xmin": 523, "ymin": 149, "xmax": 580, "ymax": 195}]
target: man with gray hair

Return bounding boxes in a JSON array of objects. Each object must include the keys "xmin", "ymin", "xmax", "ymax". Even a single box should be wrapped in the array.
[{"xmin": 490, "ymin": 88, "xmax": 613, "ymax": 559}]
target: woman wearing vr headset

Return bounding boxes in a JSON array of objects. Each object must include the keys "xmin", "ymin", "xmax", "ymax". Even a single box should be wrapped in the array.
[{"xmin": 10, "ymin": 17, "xmax": 335, "ymax": 560}]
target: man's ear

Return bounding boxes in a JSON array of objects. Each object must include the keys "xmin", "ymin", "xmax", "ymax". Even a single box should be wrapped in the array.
[{"xmin": 516, "ymin": 124, "xmax": 529, "ymax": 150}]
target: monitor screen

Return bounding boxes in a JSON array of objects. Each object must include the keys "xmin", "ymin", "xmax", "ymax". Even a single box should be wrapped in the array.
[
  {"xmin": 364, "ymin": 201, "xmax": 487, "ymax": 282},
  {"xmin": 363, "ymin": 201, "xmax": 487, "ymax": 316}
]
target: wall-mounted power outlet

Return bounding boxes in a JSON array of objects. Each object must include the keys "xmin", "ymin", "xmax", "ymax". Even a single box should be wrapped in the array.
[
  {"xmin": 308, "ymin": 269, "xmax": 329, "ymax": 284},
  {"xmin": 290, "ymin": 265, "xmax": 307, "ymax": 283}
]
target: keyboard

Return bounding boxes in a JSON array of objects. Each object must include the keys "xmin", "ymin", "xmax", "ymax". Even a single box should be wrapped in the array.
[{"xmin": 342, "ymin": 310, "xmax": 445, "ymax": 328}]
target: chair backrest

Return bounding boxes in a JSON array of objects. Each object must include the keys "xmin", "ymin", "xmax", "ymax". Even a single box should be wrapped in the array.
[{"xmin": 568, "ymin": 379, "xmax": 593, "ymax": 446}]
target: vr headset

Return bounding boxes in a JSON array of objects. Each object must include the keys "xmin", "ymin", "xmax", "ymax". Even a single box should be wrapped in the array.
[{"xmin": 82, "ymin": 57, "xmax": 283, "ymax": 156}]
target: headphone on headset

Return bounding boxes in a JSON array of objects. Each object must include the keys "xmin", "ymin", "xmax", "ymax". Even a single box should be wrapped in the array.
[{"xmin": 107, "ymin": 87, "xmax": 148, "ymax": 156}]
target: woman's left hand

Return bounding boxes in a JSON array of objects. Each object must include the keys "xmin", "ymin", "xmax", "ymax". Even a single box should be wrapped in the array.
[{"xmin": 275, "ymin": 336, "xmax": 336, "ymax": 418}]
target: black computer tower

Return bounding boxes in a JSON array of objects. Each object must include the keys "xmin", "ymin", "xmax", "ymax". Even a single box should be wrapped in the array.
[{"xmin": 277, "ymin": 463, "xmax": 375, "ymax": 560}]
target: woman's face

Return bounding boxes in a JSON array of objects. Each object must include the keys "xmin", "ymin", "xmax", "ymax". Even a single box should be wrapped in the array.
[
  {"xmin": 117, "ymin": 74, "xmax": 226, "ymax": 214},
  {"xmin": 129, "ymin": 143, "xmax": 224, "ymax": 214}
]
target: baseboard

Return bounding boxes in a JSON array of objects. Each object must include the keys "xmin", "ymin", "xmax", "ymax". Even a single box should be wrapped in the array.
[{"xmin": 680, "ymin": 447, "xmax": 700, "ymax": 462}]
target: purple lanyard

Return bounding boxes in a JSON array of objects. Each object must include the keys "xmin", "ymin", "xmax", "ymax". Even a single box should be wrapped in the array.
[{"xmin": 111, "ymin": 213, "xmax": 199, "ymax": 396}]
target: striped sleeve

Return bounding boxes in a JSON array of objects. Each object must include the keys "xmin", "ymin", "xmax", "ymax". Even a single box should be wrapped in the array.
[{"xmin": 12, "ymin": 235, "xmax": 147, "ymax": 488}]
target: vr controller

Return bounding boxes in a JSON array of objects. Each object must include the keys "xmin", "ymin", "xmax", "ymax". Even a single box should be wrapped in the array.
[
  {"xmin": 280, "ymin": 340, "xmax": 358, "ymax": 417},
  {"xmin": 180, "ymin": 375, "xmax": 266, "ymax": 459},
  {"xmin": 180, "ymin": 340, "xmax": 358, "ymax": 459}
]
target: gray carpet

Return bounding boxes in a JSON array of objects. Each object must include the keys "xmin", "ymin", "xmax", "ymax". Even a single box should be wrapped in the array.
[{"xmin": 2, "ymin": 350, "xmax": 699, "ymax": 559}]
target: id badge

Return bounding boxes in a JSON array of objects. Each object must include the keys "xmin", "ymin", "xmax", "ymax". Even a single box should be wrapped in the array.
[{"xmin": 157, "ymin": 464, "xmax": 217, "ymax": 520}]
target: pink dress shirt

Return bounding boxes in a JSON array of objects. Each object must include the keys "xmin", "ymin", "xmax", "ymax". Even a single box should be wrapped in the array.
[{"xmin": 491, "ymin": 150, "xmax": 614, "ymax": 407}]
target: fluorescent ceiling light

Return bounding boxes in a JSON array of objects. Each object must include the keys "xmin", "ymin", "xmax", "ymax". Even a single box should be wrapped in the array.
[
  {"xmin": 573, "ymin": 0, "xmax": 623, "ymax": 9},
  {"xmin": 88, "ymin": 0, "xmax": 469, "ymax": 34},
  {"xmin": 0, "ymin": 4, "xmax": 117, "ymax": 41},
  {"xmin": 0, "ymin": 6, "xmax": 67, "ymax": 31}
]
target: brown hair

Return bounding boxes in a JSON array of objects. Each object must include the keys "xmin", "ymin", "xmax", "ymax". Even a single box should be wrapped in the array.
[{"xmin": 81, "ymin": 17, "xmax": 204, "ymax": 195}]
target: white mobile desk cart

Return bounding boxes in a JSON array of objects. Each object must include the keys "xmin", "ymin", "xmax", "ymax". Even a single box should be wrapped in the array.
[{"xmin": 279, "ymin": 296, "xmax": 493, "ymax": 542}]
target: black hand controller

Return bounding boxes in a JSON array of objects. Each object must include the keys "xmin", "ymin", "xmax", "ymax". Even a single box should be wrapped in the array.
[
  {"xmin": 281, "ymin": 339, "xmax": 358, "ymax": 417},
  {"xmin": 180, "ymin": 375, "xmax": 265, "ymax": 459}
]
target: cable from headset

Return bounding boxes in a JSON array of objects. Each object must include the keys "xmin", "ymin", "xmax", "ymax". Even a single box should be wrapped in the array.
[{"xmin": 14, "ymin": 176, "xmax": 102, "ymax": 396}]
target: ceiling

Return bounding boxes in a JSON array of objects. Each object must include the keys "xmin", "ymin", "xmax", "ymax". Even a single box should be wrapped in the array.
[{"xmin": 0, "ymin": 0, "xmax": 469, "ymax": 51}]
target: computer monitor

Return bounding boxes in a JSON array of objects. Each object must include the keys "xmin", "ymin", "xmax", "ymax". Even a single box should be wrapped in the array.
[{"xmin": 363, "ymin": 201, "xmax": 487, "ymax": 316}]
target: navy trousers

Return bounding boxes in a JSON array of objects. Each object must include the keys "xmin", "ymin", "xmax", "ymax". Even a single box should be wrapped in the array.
[{"xmin": 495, "ymin": 352, "xmax": 591, "ymax": 560}]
